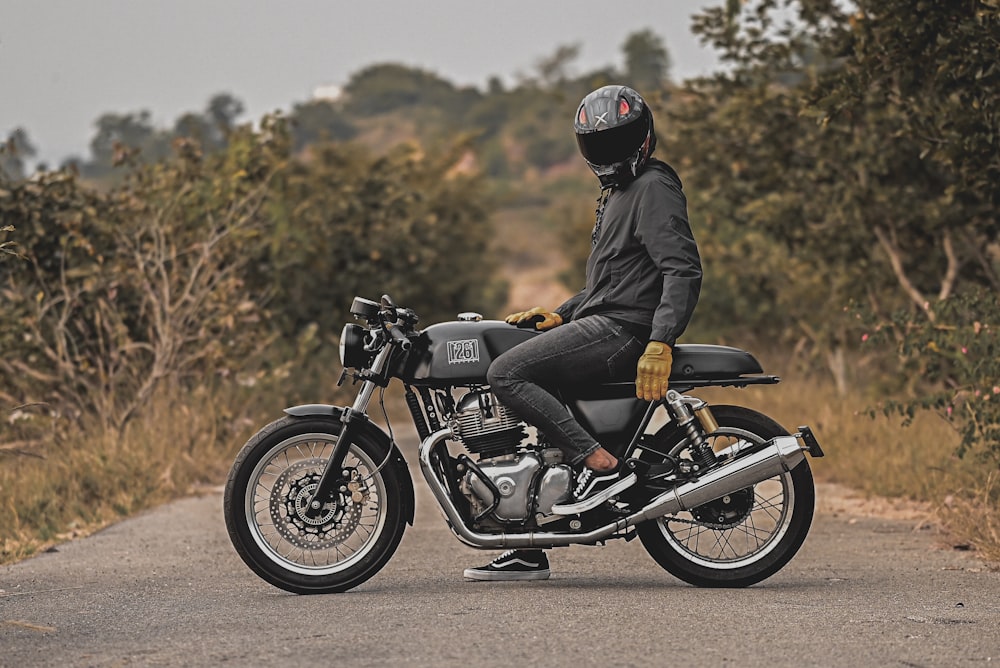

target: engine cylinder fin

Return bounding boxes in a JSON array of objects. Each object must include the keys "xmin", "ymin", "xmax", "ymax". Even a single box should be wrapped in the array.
[{"xmin": 452, "ymin": 391, "xmax": 526, "ymax": 457}]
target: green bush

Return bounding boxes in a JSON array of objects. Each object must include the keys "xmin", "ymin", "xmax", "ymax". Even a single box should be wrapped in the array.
[
  {"xmin": 868, "ymin": 290, "xmax": 1000, "ymax": 464},
  {"xmin": 0, "ymin": 116, "xmax": 505, "ymax": 441}
]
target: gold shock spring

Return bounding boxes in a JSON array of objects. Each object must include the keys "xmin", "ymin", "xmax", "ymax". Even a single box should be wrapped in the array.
[{"xmin": 694, "ymin": 404, "xmax": 719, "ymax": 435}]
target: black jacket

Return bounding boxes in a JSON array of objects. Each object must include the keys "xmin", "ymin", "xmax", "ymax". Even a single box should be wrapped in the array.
[{"xmin": 555, "ymin": 159, "xmax": 702, "ymax": 346}]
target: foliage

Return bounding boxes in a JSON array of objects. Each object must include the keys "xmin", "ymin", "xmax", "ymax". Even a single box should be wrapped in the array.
[
  {"xmin": 288, "ymin": 99, "xmax": 358, "ymax": 152},
  {"xmin": 662, "ymin": 0, "xmax": 999, "ymax": 390},
  {"xmin": 205, "ymin": 93, "xmax": 245, "ymax": 134},
  {"xmin": 622, "ymin": 29, "xmax": 673, "ymax": 90},
  {"xmin": 809, "ymin": 0, "xmax": 1000, "ymax": 311},
  {"xmin": 39, "ymin": 31, "xmax": 678, "ymax": 194},
  {"xmin": 78, "ymin": 93, "xmax": 247, "ymax": 180},
  {"xmin": 0, "ymin": 124, "xmax": 282, "ymax": 435},
  {"xmin": 555, "ymin": 191, "xmax": 603, "ymax": 291},
  {"xmin": 1, "ymin": 128, "xmax": 37, "ymax": 179},
  {"xmin": 0, "ymin": 226, "xmax": 16, "ymax": 270},
  {"xmin": 0, "ymin": 111, "xmax": 505, "ymax": 560},
  {"xmin": 0, "ymin": 113, "xmax": 503, "ymax": 439},
  {"xmin": 86, "ymin": 110, "xmax": 163, "ymax": 171},
  {"xmin": 252, "ymin": 138, "xmax": 505, "ymax": 338},
  {"xmin": 867, "ymin": 290, "xmax": 1000, "ymax": 464},
  {"xmin": 342, "ymin": 63, "xmax": 482, "ymax": 120}
]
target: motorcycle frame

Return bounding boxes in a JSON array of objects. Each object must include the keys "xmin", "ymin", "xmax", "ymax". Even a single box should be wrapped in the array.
[{"xmin": 295, "ymin": 306, "xmax": 818, "ymax": 549}]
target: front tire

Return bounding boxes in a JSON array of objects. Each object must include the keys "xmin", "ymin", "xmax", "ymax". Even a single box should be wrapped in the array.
[
  {"xmin": 223, "ymin": 415, "xmax": 408, "ymax": 594},
  {"xmin": 636, "ymin": 405, "xmax": 815, "ymax": 587}
]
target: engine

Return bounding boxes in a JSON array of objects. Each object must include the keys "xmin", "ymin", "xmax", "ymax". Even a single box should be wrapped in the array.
[
  {"xmin": 450, "ymin": 389, "xmax": 572, "ymax": 523},
  {"xmin": 450, "ymin": 390, "xmax": 526, "ymax": 459}
]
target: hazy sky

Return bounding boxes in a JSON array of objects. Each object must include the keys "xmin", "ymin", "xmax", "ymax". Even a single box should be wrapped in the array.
[{"xmin": 1, "ymin": 0, "xmax": 723, "ymax": 166}]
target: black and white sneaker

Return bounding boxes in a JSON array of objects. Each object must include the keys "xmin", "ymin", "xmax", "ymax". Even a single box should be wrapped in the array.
[
  {"xmin": 550, "ymin": 467, "xmax": 637, "ymax": 515},
  {"xmin": 463, "ymin": 550, "xmax": 550, "ymax": 581}
]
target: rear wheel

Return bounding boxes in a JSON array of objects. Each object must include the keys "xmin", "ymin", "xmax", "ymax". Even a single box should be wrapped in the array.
[
  {"xmin": 636, "ymin": 405, "xmax": 815, "ymax": 587},
  {"xmin": 223, "ymin": 416, "xmax": 408, "ymax": 594}
]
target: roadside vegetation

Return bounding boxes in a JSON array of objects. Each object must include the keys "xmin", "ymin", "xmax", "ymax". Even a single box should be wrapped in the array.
[{"xmin": 2, "ymin": 1, "xmax": 998, "ymax": 564}]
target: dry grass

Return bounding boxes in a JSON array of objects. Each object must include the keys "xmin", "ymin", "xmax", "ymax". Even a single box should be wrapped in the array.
[{"xmin": 0, "ymin": 385, "xmax": 257, "ymax": 564}]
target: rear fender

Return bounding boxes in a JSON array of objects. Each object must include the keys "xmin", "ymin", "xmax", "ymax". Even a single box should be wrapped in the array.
[{"xmin": 283, "ymin": 404, "xmax": 415, "ymax": 526}]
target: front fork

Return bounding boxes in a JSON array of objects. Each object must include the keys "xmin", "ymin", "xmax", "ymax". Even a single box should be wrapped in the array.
[{"xmin": 305, "ymin": 345, "xmax": 393, "ymax": 518}]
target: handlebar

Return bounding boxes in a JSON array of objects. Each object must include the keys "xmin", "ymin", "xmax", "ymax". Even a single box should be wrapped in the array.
[{"xmin": 387, "ymin": 324, "xmax": 412, "ymax": 350}]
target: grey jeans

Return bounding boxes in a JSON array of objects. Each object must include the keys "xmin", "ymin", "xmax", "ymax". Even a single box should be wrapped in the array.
[{"xmin": 486, "ymin": 315, "xmax": 644, "ymax": 465}]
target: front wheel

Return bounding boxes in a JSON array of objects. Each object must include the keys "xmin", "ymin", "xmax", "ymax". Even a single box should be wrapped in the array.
[
  {"xmin": 636, "ymin": 405, "xmax": 815, "ymax": 587},
  {"xmin": 223, "ymin": 415, "xmax": 408, "ymax": 594}
]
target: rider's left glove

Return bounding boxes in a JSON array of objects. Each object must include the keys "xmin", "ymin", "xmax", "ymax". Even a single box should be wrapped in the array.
[
  {"xmin": 636, "ymin": 341, "xmax": 672, "ymax": 401},
  {"xmin": 504, "ymin": 306, "xmax": 563, "ymax": 331}
]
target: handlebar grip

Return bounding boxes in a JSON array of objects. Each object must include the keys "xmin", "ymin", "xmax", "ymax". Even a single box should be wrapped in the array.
[{"xmin": 388, "ymin": 325, "xmax": 412, "ymax": 350}]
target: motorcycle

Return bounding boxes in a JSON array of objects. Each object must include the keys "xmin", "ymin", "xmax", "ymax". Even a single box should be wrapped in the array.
[{"xmin": 224, "ymin": 294, "xmax": 824, "ymax": 594}]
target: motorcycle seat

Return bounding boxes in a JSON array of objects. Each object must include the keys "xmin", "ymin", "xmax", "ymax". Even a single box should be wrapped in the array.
[
  {"xmin": 669, "ymin": 344, "xmax": 764, "ymax": 380},
  {"xmin": 564, "ymin": 344, "xmax": 776, "ymax": 400}
]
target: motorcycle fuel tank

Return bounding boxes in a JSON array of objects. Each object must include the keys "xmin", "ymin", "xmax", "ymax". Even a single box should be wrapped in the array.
[{"xmin": 396, "ymin": 320, "xmax": 539, "ymax": 386}]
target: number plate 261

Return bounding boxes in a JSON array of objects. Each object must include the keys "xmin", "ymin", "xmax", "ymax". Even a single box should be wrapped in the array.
[{"xmin": 447, "ymin": 339, "xmax": 480, "ymax": 364}]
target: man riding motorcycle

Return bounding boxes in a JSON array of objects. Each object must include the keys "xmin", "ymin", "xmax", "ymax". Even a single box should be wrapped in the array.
[{"xmin": 464, "ymin": 85, "xmax": 703, "ymax": 581}]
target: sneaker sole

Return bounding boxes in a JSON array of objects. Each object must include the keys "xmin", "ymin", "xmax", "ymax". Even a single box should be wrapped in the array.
[
  {"xmin": 463, "ymin": 569, "xmax": 551, "ymax": 581},
  {"xmin": 551, "ymin": 472, "xmax": 638, "ymax": 515}
]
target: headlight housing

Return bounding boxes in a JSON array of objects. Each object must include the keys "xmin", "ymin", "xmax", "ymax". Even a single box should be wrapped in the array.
[{"xmin": 339, "ymin": 324, "xmax": 371, "ymax": 370}]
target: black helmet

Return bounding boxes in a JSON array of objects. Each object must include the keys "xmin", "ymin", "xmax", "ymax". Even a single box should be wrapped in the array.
[{"xmin": 574, "ymin": 85, "xmax": 656, "ymax": 188}]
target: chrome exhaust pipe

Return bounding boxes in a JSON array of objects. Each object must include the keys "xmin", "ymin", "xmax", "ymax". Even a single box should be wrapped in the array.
[
  {"xmin": 630, "ymin": 435, "xmax": 807, "ymax": 524},
  {"xmin": 418, "ymin": 428, "xmax": 807, "ymax": 549},
  {"xmin": 418, "ymin": 429, "xmax": 630, "ymax": 548}
]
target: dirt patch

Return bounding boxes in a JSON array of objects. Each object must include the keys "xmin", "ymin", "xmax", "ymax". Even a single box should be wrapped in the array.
[{"xmin": 817, "ymin": 482, "xmax": 935, "ymax": 523}]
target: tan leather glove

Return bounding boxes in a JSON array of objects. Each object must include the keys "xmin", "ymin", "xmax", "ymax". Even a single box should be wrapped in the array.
[
  {"xmin": 504, "ymin": 306, "xmax": 563, "ymax": 331},
  {"xmin": 636, "ymin": 341, "xmax": 672, "ymax": 401}
]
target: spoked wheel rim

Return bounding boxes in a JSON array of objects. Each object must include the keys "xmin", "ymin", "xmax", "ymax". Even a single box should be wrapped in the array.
[
  {"xmin": 244, "ymin": 432, "xmax": 388, "ymax": 576},
  {"xmin": 657, "ymin": 427, "xmax": 795, "ymax": 570}
]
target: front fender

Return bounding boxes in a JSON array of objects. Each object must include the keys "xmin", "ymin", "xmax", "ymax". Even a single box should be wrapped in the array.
[
  {"xmin": 284, "ymin": 404, "xmax": 346, "ymax": 418},
  {"xmin": 283, "ymin": 403, "xmax": 415, "ymax": 526}
]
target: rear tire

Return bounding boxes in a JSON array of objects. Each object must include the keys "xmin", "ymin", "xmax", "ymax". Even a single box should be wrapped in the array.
[
  {"xmin": 636, "ymin": 405, "xmax": 815, "ymax": 587},
  {"xmin": 223, "ymin": 416, "xmax": 408, "ymax": 594}
]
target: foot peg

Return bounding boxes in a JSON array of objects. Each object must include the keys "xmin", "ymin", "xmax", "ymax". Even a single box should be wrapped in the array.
[
  {"xmin": 625, "ymin": 457, "xmax": 677, "ymax": 479},
  {"xmin": 625, "ymin": 458, "xmax": 649, "ymax": 475}
]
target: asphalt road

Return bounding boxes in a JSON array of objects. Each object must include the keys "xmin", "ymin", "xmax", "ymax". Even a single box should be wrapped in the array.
[{"xmin": 2, "ymin": 466, "xmax": 998, "ymax": 668}]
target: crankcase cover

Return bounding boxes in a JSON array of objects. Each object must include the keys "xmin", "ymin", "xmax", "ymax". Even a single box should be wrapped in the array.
[{"xmin": 466, "ymin": 453, "xmax": 542, "ymax": 522}]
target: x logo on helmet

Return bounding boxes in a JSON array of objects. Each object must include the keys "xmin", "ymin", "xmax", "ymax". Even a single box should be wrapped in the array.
[{"xmin": 595, "ymin": 112, "xmax": 609, "ymax": 127}]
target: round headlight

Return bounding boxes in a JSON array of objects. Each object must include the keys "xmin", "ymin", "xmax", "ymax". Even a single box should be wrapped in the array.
[{"xmin": 339, "ymin": 323, "xmax": 368, "ymax": 369}]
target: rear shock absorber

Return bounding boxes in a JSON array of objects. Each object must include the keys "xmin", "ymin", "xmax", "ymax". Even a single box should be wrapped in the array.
[{"xmin": 666, "ymin": 390, "xmax": 718, "ymax": 472}]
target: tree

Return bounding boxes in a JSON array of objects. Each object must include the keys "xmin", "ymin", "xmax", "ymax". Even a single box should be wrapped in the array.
[
  {"xmin": 172, "ymin": 112, "xmax": 214, "ymax": 146},
  {"xmin": 88, "ymin": 111, "xmax": 156, "ymax": 166},
  {"xmin": 0, "ymin": 109, "xmax": 507, "ymax": 439},
  {"xmin": 534, "ymin": 44, "xmax": 581, "ymax": 88},
  {"xmin": 250, "ymin": 138, "xmax": 504, "ymax": 338},
  {"xmin": 0, "ymin": 123, "xmax": 282, "ymax": 434},
  {"xmin": 288, "ymin": 99, "xmax": 357, "ymax": 152},
  {"xmin": 206, "ymin": 93, "xmax": 245, "ymax": 135},
  {"xmin": 812, "ymin": 0, "xmax": 1000, "ymax": 311},
  {"xmin": 0, "ymin": 128, "xmax": 37, "ymax": 180},
  {"xmin": 622, "ymin": 29, "xmax": 672, "ymax": 90},
  {"xmin": 666, "ymin": 0, "xmax": 999, "ymax": 391},
  {"xmin": 342, "ymin": 63, "xmax": 475, "ymax": 117},
  {"xmin": 172, "ymin": 94, "xmax": 247, "ymax": 152}
]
